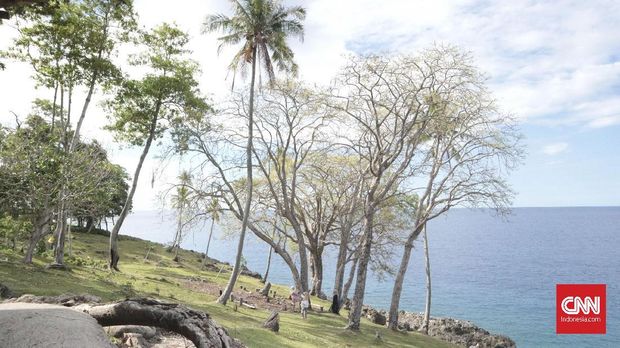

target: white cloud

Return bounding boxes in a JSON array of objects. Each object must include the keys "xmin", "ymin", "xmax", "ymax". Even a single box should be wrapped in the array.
[{"xmin": 542, "ymin": 142, "xmax": 569, "ymax": 156}]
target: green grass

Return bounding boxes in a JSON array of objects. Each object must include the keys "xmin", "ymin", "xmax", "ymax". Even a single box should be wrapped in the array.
[{"xmin": 0, "ymin": 230, "xmax": 453, "ymax": 348}]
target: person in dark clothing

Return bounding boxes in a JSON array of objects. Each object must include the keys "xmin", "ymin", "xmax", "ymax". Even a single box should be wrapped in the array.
[{"xmin": 329, "ymin": 294, "xmax": 340, "ymax": 314}]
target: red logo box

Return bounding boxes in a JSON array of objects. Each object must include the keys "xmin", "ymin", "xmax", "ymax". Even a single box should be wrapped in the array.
[{"xmin": 556, "ymin": 284, "xmax": 606, "ymax": 334}]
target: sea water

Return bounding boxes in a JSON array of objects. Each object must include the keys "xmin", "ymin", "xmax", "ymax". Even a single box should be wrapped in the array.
[{"xmin": 120, "ymin": 207, "xmax": 619, "ymax": 347}]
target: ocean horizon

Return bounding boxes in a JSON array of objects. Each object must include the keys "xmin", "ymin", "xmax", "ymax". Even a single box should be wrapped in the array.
[{"xmin": 119, "ymin": 206, "xmax": 619, "ymax": 347}]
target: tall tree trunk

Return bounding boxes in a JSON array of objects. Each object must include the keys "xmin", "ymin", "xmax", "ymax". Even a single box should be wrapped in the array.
[
  {"xmin": 422, "ymin": 225, "xmax": 431, "ymax": 334},
  {"xmin": 109, "ymin": 105, "xmax": 160, "ymax": 271},
  {"xmin": 333, "ymin": 228, "xmax": 349, "ymax": 300},
  {"xmin": 296, "ymin": 233, "xmax": 309, "ymax": 292},
  {"xmin": 67, "ymin": 218, "xmax": 72, "ymax": 257},
  {"xmin": 387, "ymin": 225, "xmax": 422, "ymax": 330},
  {"xmin": 86, "ymin": 217, "xmax": 96, "ymax": 233},
  {"xmin": 53, "ymin": 205, "xmax": 67, "ymax": 265},
  {"xmin": 250, "ymin": 223, "xmax": 304, "ymax": 291},
  {"xmin": 262, "ymin": 243, "xmax": 273, "ymax": 284},
  {"xmin": 346, "ymin": 210, "xmax": 374, "ymax": 331},
  {"xmin": 310, "ymin": 250, "xmax": 323, "ymax": 296},
  {"xmin": 202, "ymin": 218, "xmax": 215, "ymax": 267},
  {"xmin": 173, "ymin": 202, "xmax": 184, "ymax": 262},
  {"xmin": 217, "ymin": 45, "xmax": 257, "ymax": 305},
  {"xmin": 24, "ymin": 209, "xmax": 51, "ymax": 264},
  {"xmin": 23, "ymin": 221, "xmax": 47, "ymax": 264},
  {"xmin": 23, "ymin": 228, "xmax": 42, "ymax": 264},
  {"xmin": 342, "ymin": 256, "xmax": 358, "ymax": 306}
]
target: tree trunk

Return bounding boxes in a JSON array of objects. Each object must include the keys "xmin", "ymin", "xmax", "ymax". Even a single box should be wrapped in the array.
[
  {"xmin": 387, "ymin": 226, "xmax": 422, "ymax": 330},
  {"xmin": 74, "ymin": 298, "xmax": 241, "ymax": 348},
  {"xmin": 262, "ymin": 244, "xmax": 273, "ymax": 283},
  {"xmin": 173, "ymin": 202, "xmax": 184, "ymax": 262},
  {"xmin": 109, "ymin": 104, "xmax": 160, "ymax": 271},
  {"xmin": 260, "ymin": 282, "xmax": 271, "ymax": 296},
  {"xmin": 85, "ymin": 217, "xmax": 94, "ymax": 232},
  {"xmin": 296, "ymin": 234, "xmax": 309, "ymax": 292},
  {"xmin": 262, "ymin": 311, "xmax": 279, "ymax": 332},
  {"xmin": 67, "ymin": 219, "xmax": 72, "ymax": 257},
  {"xmin": 53, "ymin": 206, "xmax": 67, "ymax": 265},
  {"xmin": 87, "ymin": 218, "xmax": 98, "ymax": 234},
  {"xmin": 310, "ymin": 250, "xmax": 323, "ymax": 297},
  {"xmin": 23, "ymin": 222, "xmax": 46, "ymax": 264},
  {"xmin": 346, "ymin": 210, "xmax": 374, "ymax": 331},
  {"xmin": 422, "ymin": 225, "xmax": 431, "ymax": 333},
  {"xmin": 248, "ymin": 223, "xmax": 304, "ymax": 291},
  {"xmin": 342, "ymin": 256, "xmax": 357, "ymax": 306},
  {"xmin": 333, "ymin": 229, "xmax": 349, "ymax": 300},
  {"xmin": 203, "ymin": 218, "xmax": 215, "ymax": 267},
  {"xmin": 217, "ymin": 45, "xmax": 257, "ymax": 305}
]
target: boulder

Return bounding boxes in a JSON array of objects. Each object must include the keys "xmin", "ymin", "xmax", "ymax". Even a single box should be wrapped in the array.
[{"xmin": 0, "ymin": 302, "xmax": 115, "ymax": 348}]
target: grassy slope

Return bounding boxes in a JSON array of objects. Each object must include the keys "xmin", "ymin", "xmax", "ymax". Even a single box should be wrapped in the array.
[{"xmin": 0, "ymin": 230, "xmax": 453, "ymax": 348}]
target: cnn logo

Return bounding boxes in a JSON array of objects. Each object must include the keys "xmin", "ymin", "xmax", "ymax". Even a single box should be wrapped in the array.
[
  {"xmin": 556, "ymin": 284, "xmax": 606, "ymax": 334},
  {"xmin": 561, "ymin": 296, "xmax": 600, "ymax": 315}
]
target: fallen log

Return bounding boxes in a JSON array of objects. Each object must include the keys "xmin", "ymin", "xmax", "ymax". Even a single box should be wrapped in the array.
[
  {"xmin": 74, "ymin": 298, "xmax": 243, "ymax": 348},
  {"xmin": 241, "ymin": 302, "xmax": 256, "ymax": 310}
]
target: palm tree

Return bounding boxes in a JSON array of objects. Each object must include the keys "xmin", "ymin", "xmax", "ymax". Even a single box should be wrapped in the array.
[
  {"xmin": 203, "ymin": 0, "xmax": 305, "ymax": 305},
  {"xmin": 170, "ymin": 171, "xmax": 192, "ymax": 262},
  {"xmin": 202, "ymin": 198, "xmax": 220, "ymax": 267}
]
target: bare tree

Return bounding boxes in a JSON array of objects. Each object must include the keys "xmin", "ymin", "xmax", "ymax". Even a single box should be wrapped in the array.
[
  {"xmin": 330, "ymin": 53, "xmax": 438, "ymax": 331},
  {"xmin": 385, "ymin": 46, "xmax": 523, "ymax": 330}
]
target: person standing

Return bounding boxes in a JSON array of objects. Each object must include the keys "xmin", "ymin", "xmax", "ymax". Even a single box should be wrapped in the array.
[
  {"xmin": 301, "ymin": 291, "xmax": 310, "ymax": 319},
  {"xmin": 290, "ymin": 286, "xmax": 301, "ymax": 312}
]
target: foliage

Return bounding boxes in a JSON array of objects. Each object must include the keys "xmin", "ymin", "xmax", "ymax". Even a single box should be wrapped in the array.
[
  {"xmin": 203, "ymin": 0, "xmax": 306, "ymax": 86},
  {"xmin": 105, "ymin": 23, "xmax": 210, "ymax": 145}
]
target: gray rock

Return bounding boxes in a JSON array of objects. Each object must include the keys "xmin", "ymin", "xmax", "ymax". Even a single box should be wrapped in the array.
[
  {"xmin": 365, "ymin": 308, "xmax": 387, "ymax": 325},
  {"xmin": 397, "ymin": 311, "xmax": 516, "ymax": 348},
  {"xmin": 0, "ymin": 302, "xmax": 114, "ymax": 348}
]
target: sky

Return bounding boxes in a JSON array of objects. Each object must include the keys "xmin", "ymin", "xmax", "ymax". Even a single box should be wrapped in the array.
[{"xmin": 1, "ymin": 0, "xmax": 619, "ymax": 209}]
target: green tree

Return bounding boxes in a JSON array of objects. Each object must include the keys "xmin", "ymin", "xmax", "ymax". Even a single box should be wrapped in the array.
[
  {"xmin": 203, "ymin": 0, "xmax": 306, "ymax": 305},
  {"xmin": 0, "ymin": 115, "xmax": 62, "ymax": 263},
  {"xmin": 106, "ymin": 23, "xmax": 210, "ymax": 271},
  {"xmin": 2, "ymin": 0, "xmax": 136, "ymax": 266},
  {"xmin": 72, "ymin": 148, "xmax": 130, "ymax": 232}
]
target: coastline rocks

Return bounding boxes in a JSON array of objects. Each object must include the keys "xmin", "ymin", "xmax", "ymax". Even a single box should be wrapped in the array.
[
  {"xmin": 240, "ymin": 265, "xmax": 262, "ymax": 280},
  {"xmin": 397, "ymin": 311, "xmax": 516, "ymax": 348},
  {"xmin": 362, "ymin": 306, "xmax": 387, "ymax": 325}
]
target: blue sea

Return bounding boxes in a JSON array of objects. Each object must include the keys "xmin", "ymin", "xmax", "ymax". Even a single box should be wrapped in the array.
[{"xmin": 120, "ymin": 207, "xmax": 619, "ymax": 347}]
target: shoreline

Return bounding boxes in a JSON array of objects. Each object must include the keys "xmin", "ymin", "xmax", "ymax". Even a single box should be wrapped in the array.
[
  {"xmin": 360, "ymin": 305, "xmax": 516, "ymax": 348},
  {"xmin": 122, "ymin": 230, "xmax": 518, "ymax": 348}
]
